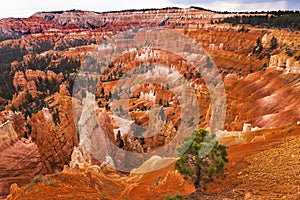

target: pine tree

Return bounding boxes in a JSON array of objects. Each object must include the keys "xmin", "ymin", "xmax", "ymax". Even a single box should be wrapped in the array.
[
  {"xmin": 116, "ymin": 130, "xmax": 121, "ymax": 142},
  {"xmin": 119, "ymin": 139, "xmax": 124, "ymax": 149},
  {"xmin": 253, "ymin": 38, "xmax": 263, "ymax": 53},
  {"xmin": 175, "ymin": 129, "xmax": 228, "ymax": 192},
  {"xmin": 159, "ymin": 98, "xmax": 163, "ymax": 106},
  {"xmin": 205, "ymin": 57, "xmax": 213, "ymax": 68},
  {"xmin": 116, "ymin": 130, "xmax": 124, "ymax": 149},
  {"xmin": 270, "ymin": 36, "xmax": 278, "ymax": 50},
  {"xmin": 159, "ymin": 107, "xmax": 166, "ymax": 122},
  {"xmin": 101, "ymin": 87, "xmax": 105, "ymax": 97}
]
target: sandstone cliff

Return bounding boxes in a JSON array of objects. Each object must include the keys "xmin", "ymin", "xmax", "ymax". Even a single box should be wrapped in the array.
[
  {"xmin": 30, "ymin": 94, "xmax": 78, "ymax": 173},
  {"xmin": 0, "ymin": 8, "xmax": 221, "ymax": 39}
]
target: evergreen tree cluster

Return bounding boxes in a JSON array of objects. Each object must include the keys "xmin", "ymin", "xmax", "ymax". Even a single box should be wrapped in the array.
[
  {"xmin": 219, "ymin": 11, "xmax": 300, "ymax": 31},
  {"xmin": 13, "ymin": 92, "xmax": 47, "ymax": 119}
]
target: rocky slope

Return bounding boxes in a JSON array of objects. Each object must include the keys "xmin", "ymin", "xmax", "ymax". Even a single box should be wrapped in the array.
[
  {"xmin": 5, "ymin": 125, "xmax": 300, "ymax": 200},
  {"xmin": 0, "ymin": 94, "xmax": 78, "ymax": 199}
]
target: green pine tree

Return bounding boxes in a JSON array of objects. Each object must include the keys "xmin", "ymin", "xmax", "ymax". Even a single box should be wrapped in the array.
[
  {"xmin": 175, "ymin": 128, "xmax": 228, "ymax": 192},
  {"xmin": 270, "ymin": 36, "xmax": 278, "ymax": 50},
  {"xmin": 253, "ymin": 38, "xmax": 263, "ymax": 53}
]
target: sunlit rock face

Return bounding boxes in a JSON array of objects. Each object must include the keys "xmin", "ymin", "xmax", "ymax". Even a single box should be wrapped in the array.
[
  {"xmin": 269, "ymin": 54, "xmax": 300, "ymax": 74},
  {"xmin": 77, "ymin": 92, "xmax": 113, "ymax": 161},
  {"xmin": 69, "ymin": 144, "xmax": 92, "ymax": 169},
  {"xmin": 0, "ymin": 121, "xmax": 18, "ymax": 150},
  {"xmin": 30, "ymin": 94, "xmax": 78, "ymax": 173}
]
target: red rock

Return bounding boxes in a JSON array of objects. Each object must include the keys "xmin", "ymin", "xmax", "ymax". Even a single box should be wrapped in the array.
[
  {"xmin": 0, "ymin": 138, "xmax": 43, "ymax": 199},
  {"xmin": 30, "ymin": 94, "xmax": 78, "ymax": 173}
]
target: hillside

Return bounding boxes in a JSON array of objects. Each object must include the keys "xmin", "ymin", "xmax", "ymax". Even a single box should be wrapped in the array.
[{"xmin": 6, "ymin": 125, "xmax": 300, "ymax": 200}]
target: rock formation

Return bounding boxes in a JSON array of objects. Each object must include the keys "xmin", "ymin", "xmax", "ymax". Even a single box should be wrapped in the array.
[
  {"xmin": 269, "ymin": 53, "xmax": 300, "ymax": 74},
  {"xmin": 0, "ymin": 8, "xmax": 223, "ymax": 39},
  {"xmin": 76, "ymin": 92, "xmax": 116, "ymax": 163},
  {"xmin": 69, "ymin": 144, "xmax": 91, "ymax": 169},
  {"xmin": 0, "ymin": 121, "xmax": 18, "ymax": 150},
  {"xmin": 30, "ymin": 94, "xmax": 78, "ymax": 173},
  {"xmin": 130, "ymin": 156, "xmax": 176, "ymax": 174},
  {"xmin": 0, "ymin": 135, "xmax": 43, "ymax": 199},
  {"xmin": 5, "ymin": 111, "xmax": 26, "ymax": 138}
]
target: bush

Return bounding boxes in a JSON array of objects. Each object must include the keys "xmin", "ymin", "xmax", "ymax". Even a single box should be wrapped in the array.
[
  {"xmin": 165, "ymin": 194, "xmax": 184, "ymax": 200},
  {"xmin": 33, "ymin": 175, "xmax": 42, "ymax": 184},
  {"xmin": 286, "ymin": 49, "xmax": 295, "ymax": 57},
  {"xmin": 48, "ymin": 180, "xmax": 56, "ymax": 186},
  {"xmin": 238, "ymin": 25, "xmax": 249, "ymax": 33},
  {"xmin": 43, "ymin": 177, "xmax": 56, "ymax": 186},
  {"xmin": 261, "ymin": 63, "xmax": 267, "ymax": 71}
]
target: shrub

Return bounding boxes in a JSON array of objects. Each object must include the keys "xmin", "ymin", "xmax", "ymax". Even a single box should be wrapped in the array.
[
  {"xmin": 165, "ymin": 194, "xmax": 184, "ymax": 200},
  {"xmin": 286, "ymin": 49, "xmax": 295, "ymax": 57},
  {"xmin": 43, "ymin": 177, "xmax": 56, "ymax": 186},
  {"xmin": 48, "ymin": 180, "xmax": 56, "ymax": 186},
  {"xmin": 33, "ymin": 175, "xmax": 41, "ymax": 184}
]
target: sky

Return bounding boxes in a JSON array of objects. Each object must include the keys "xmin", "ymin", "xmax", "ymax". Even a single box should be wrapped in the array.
[{"xmin": 0, "ymin": 0, "xmax": 299, "ymax": 19}]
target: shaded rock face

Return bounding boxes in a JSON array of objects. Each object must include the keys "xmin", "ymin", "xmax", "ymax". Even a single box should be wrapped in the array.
[
  {"xmin": 30, "ymin": 95, "xmax": 78, "ymax": 173},
  {"xmin": 0, "ymin": 120, "xmax": 41, "ymax": 199},
  {"xmin": 0, "ymin": 138, "xmax": 43, "ymax": 200},
  {"xmin": 97, "ymin": 111, "xmax": 115, "ymax": 149},
  {"xmin": 30, "ymin": 108, "xmax": 61, "ymax": 172},
  {"xmin": 0, "ymin": 94, "xmax": 79, "ymax": 199}
]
